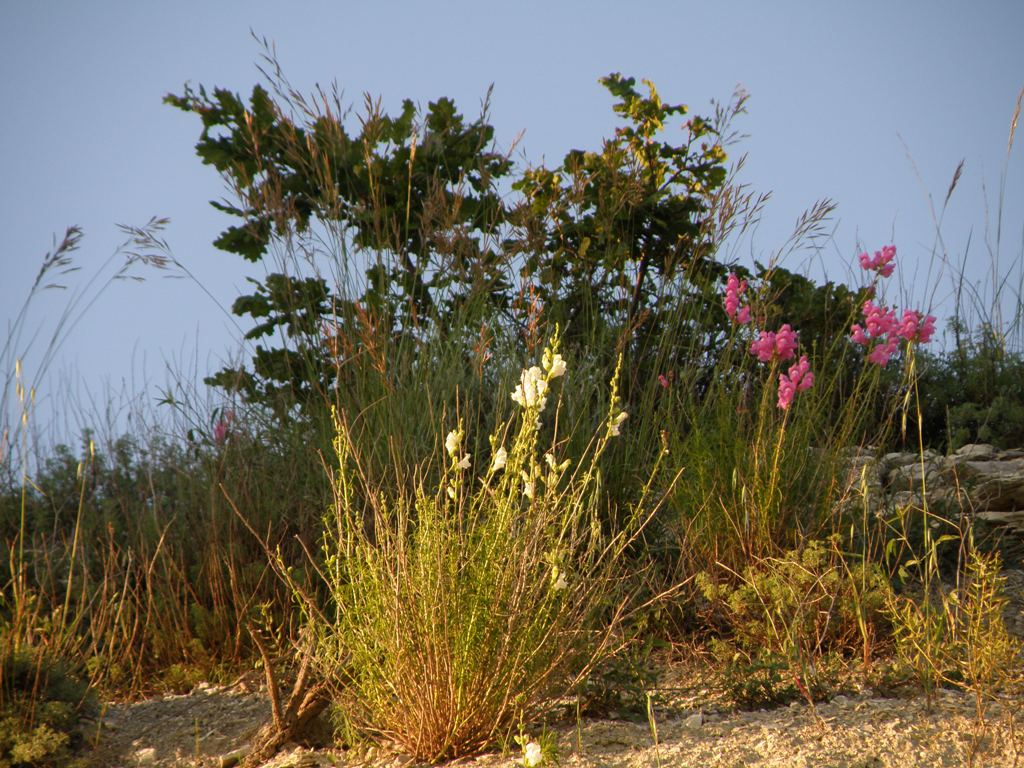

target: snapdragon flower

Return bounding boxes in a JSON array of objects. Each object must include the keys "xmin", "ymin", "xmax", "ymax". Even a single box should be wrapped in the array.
[
  {"xmin": 858, "ymin": 245, "xmax": 896, "ymax": 277},
  {"xmin": 774, "ymin": 324, "xmax": 798, "ymax": 359},
  {"xmin": 749, "ymin": 324, "xmax": 798, "ymax": 362},
  {"xmin": 777, "ymin": 355, "xmax": 814, "ymax": 409},
  {"xmin": 609, "ymin": 410, "xmax": 628, "ymax": 437},
  {"xmin": 511, "ymin": 366, "xmax": 549, "ymax": 410},
  {"xmin": 444, "ymin": 428, "xmax": 471, "ymax": 471},
  {"xmin": 896, "ymin": 309, "xmax": 936, "ymax": 344},
  {"xmin": 724, "ymin": 273, "xmax": 751, "ymax": 325},
  {"xmin": 542, "ymin": 348, "xmax": 567, "ymax": 378},
  {"xmin": 850, "ymin": 287, "xmax": 937, "ymax": 366},
  {"xmin": 523, "ymin": 741, "xmax": 543, "ymax": 767},
  {"xmin": 445, "ymin": 429, "xmax": 462, "ymax": 457},
  {"xmin": 490, "ymin": 446, "xmax": 507, "ymax": 473},
  {"xmin": 521, "ymin": 470, "xmax": 535, "ymax": 501},
  {"xmin": 551, "ymin": 566, "xmax": 568, "ymax": 591}
]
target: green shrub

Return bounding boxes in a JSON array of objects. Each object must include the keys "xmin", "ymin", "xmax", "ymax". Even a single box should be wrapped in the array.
[
  {"xmin": 698, "ymin": 539, "xmax": 892, "ymax": 701},
  {"xmin": 887, "ymin": 549, "xmax": 1022, "ymax": 715},
  {"xmin": 699, "ymin": 540, "xmax": 893, "ymax": 657},
  {"xmin": 914, "ymin": 329, "xmax": 1024, "ymax": 451},
  {"xmin": 300, "ymin": 334, "xmax": 665, "ymax": 762},
  {"xmin": 0, "ymin": 648, "xmax": 95, "ymax": 768}
]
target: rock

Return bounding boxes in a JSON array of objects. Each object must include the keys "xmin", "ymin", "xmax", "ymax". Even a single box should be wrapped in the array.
[
  {"xmin": 977, "ymin": 510, "xmax": 1024, "ymax": 528},
  {"xmin": 684, "ymin": 711, "xmax": 704, "ymax": 729},
  {"xmin": 886, "ymin": 458, "xmax": 945, "ymax": 492},
  {"xmin": 955, "ymin": 443, "xmax": 997, "ymax": 461},
  {"xmin": 883, "ymin": 451, "xmax": 921, "ymax": 470},
  {"xmin": 887, "ymin": 490, "xmax": 925, "ymax": 513},
  {"xmin": 836, "ymin": 447, "xmax": 1024, "ymax": 637},
  {"xmin": 133, "ymin": 747, "xmax": 157, "ymax": 764},
  {"xmin": 849, "ymin": 448, "xmax": 1024, "ymax": 520},
  {"xmin": 952, "ymin": 459, "xmax": 1024, "ymax": 510}
]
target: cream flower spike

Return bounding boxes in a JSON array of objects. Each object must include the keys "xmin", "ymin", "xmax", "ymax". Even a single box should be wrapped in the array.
[
  {"xmin": 609, "ymin": 410, "xmax": 628, "ymax": 436},
  {"xmin": 445, "ymin": 429, "xmax": 461, "ymax": 457},
  {"xmin": 490, "ymin": 446, "xmax": 507, "ymax": 472}
]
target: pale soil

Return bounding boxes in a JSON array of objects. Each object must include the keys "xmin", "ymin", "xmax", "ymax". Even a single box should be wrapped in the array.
[
  {"xmin": 86, "ymin": 677, "xmax": 1024, "ymax": 768},
  {"xmin": 84, "ymin": 567, "xmax": 1024, "ymax": 767}
]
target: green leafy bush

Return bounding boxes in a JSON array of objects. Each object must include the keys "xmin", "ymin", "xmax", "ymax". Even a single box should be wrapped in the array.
[
  {"xmin": 699, "ymin": 540, "xmax": 893, "ymax": 658},
  {"xmin": 915, "ymin": 329, "xmax": 1024, "ymax": 450},
  {"xmin": 0, "ymin": 648, "xmax": 95, "ymax": 768},
  {"xmin": 166, "ymin": 61, "xmax": 733, "ymax": 425},
  {"xmin": 698, "ymin": 539, "xmax": 892, "ymax": 701}
]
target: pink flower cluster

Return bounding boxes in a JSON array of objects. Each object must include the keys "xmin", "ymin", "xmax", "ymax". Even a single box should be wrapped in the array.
[
  {"xmin": 858, "ymin": 245, "xmax": 896, "ymax": 277},
  {"xmin": 749, "ymin": 324, "xmax": 798, "ymax": 363},
  {"xmin": 213, "ymin": 410, "xmax": 234, "ymax": 445},
  {"xmin": 778, "ymin": 355, "xmax": 814, "ymax": 410},
  {"xmin": 849, "ymin": 246, "xmax": 936, "ymax": 366},
  {"xmin": 722, "ymin": 273, "xmax": 814, "ymax": 410},
  {"xmin": 724, "ymin": 273, "xmax": 751, "ymax": 325}
]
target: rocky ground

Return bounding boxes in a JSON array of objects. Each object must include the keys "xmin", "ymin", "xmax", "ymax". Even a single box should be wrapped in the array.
[{"xmin": 86, "ymin": 665, "xmax": 1024, "ymax": 768}]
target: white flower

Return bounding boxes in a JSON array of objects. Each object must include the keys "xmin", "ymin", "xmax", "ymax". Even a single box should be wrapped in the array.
[
  {"xmin": 543, "ymin": 351, "xmax": 567, "ymax": 379},
  {"xmin": 521, "ymin": 470, "xmax": 535, "ymax": 501},
  {"xmin": 490, "ymin": 446, "xmax": 507, "ymax": 472},
  {"xmin": 551, "ymin": 566, "xmax": 568, "ymax": 591},
  {"xmin": 544, "ymin": 452, "xmax": 571, "ymax": 474},
  {"xmin": 445, "ymin": 429, "xmax": 461, "ymax": 457},
  {"xmin": 457, "ymin": 454, "xmax": 471, "ymax": 470},
  {"xmin": 523, "ymin": 741, "xmax": 543, "ymax": 768},
  {"xmin": 447, "ymin": 485, "xmax": 457, "ymax": 500},
  {"xmin": 511, "ymin": 366, "xmax": 549, "ymax": 410},
  {"xmin": 609, "ymin": 410, "xmax": 628, "ymax": 436}
]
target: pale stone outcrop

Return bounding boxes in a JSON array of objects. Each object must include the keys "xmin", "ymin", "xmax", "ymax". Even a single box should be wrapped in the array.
[
  {"xmin": 838, "ymin": 444, "xmax": 1024, "ymax": 536},
  {"xmin": 835, "ymin": 443, "xmax": 1024, "ymax": 636}
]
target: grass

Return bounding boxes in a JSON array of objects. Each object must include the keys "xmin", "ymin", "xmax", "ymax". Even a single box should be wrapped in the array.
[
  {"xmin": 1, "ymin": 61, "xmax": 1022, "ymax": 766},
  {"xmin": 282, "ymin": 339, "xmax": 670, "ymax": 762}
]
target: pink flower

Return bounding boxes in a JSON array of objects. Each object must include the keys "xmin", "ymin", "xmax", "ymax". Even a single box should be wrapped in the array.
[
  {"xmin": 878, "ymin": 245, "xmax": 896, "ymax": 276},
  {"xmin": 777, "ymin": 355, "xmax": 814, "ymax": 410},
  {"xmin": 750, "ymin": 331, "xmax": 777, "ymax": 362},
  {"xmin": 790, "ymin": 355, "xmax": 815, "ymax": 391},
  {"xmin": 724, "ymin": 273, "xmax": 751, "ymax": 325},
  {"xmin": 774, "ymin": 324, "xmax": 798, "ymax": 360},
  {"xmin": 897, "ymin": 309, "xmax": 920, "ymax": 341},
  {"xmin": 658, "ymin": 374, "xmax": 670, "ymax": 389},
  {"xmin": 213, "ymin": 411, "xmax": 234, "ymax": 445},
  {"xmin": 858, "ymin": 245, "xmax": 896, "ymax": 277},
  {"xmin": 851, "ymin": 245, "xmax": 936, "ymax": 365},
  {"xmin": 919, "ymin": 314, "xmax": 936, "ymax": 343},
  {"xmin": 749, "ymin": 325, "xmax": 798, "ymax": 362},
  {"xmin": 777, "ymin": 375, "xmax": 796, "ymax": 410},
  {"xmin": 862, "ymin": 301, "xmax": 897, "ymax": 338},
  {"xmin": 850, "ymin": 324, "xmax": 869, "ymax": 346},
  {"xmin": 866, "ymin": 336, "xmax": 900, "ymax": 366}
]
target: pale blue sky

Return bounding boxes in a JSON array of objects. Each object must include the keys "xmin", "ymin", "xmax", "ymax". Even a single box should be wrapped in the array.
[{"xmin": 2, "ymin": 1, "xmax": 1022, "ymax": 441}]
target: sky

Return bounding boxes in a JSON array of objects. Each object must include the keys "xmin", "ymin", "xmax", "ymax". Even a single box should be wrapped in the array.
[{"xmin": 2, "ymin": 1, "xmax": 1022, "ymax": 445}]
